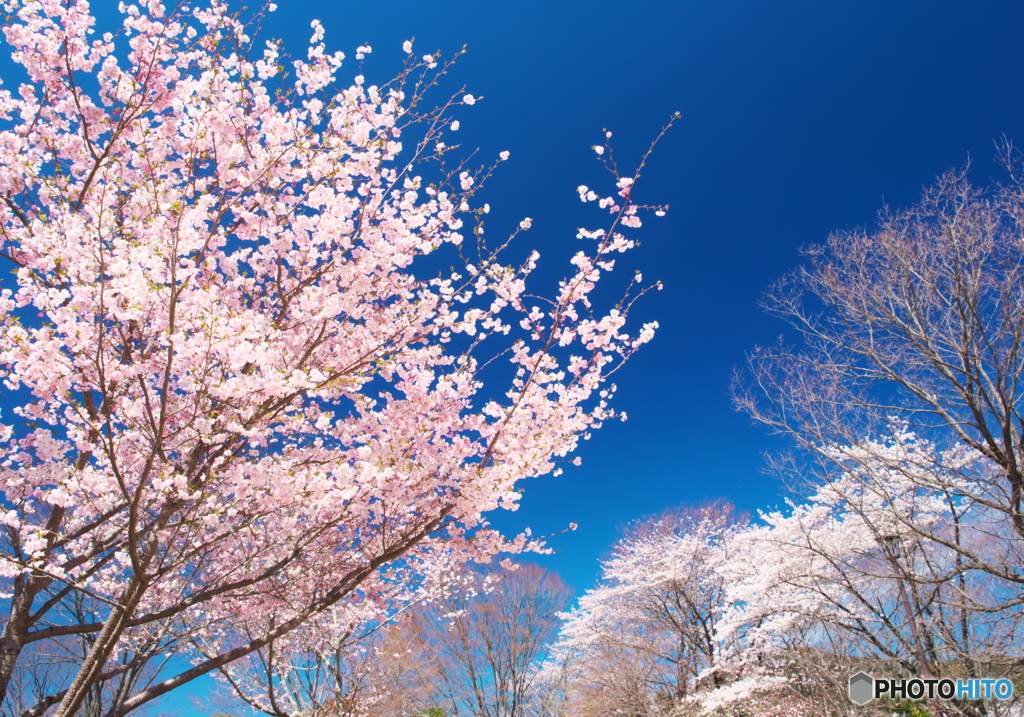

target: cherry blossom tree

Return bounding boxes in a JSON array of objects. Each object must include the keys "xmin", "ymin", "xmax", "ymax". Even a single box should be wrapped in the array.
[
  {"xmin": 0, "ymin": 0, "xmax": 670, "ymax": 714},
  {"xmin": 541, "ymin": 503, "xmax": 744, "ymax": 717},
  {"xmin": 713, "ymin": 432, "xmax": 1024, "ymax": 717},
  {"xmin": 535, "ymin": 448, "xmax": 1021, "ymax": 716},
  {"xmin": 731, "ymin": 161, "xmax": 1024, "ymax": 714}
]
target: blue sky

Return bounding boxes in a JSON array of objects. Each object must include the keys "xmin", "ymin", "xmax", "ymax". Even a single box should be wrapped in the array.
[
  {"xmin": 260, "ymin": 0, "xmax": 1024, "ymax": 594},
  {"xmin": 7, "ymin": 0, "xmax": 1024, "ymax": 713}
]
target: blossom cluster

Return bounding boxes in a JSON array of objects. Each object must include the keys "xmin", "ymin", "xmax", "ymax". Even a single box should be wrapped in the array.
[
  {"xmin": 0, "ymin": 0, "xmax": 667, "ymax": 711},
  {"xmin": 537, "ymin": 430, "xmax": 1024, "ymax": 715}
]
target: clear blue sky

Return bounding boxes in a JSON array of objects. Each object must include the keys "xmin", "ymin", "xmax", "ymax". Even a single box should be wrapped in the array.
[
  {"xmin": 256, "ymin": 0, "xmax": 1024, "ymax": 594},
  {"xmin": 8, "ymin": 0, "xmax": 1024, "ymax": 713}
]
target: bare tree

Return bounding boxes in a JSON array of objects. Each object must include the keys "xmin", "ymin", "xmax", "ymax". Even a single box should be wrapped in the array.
[
  {"xmin": 398, "ymin": 563, "xmax": 573, "ymax": 717},
  {"xmin": 200, "ymin": 564, "xmax": 570, "ymax": 717},
  {"xmin": 204, "ymin": 612, "xmax": 432, "ymax": 717},
  {"xmin": 2, "ymin": 587, "xmax": 173, "ymax": 717},
  {"xmin": 734, "ymin": 159, "xmax": 1024, "ymax": 589}
]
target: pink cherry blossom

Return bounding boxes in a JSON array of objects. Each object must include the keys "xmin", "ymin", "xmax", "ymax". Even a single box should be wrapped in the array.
[{"xmin": 0, "ymin": 0, "xmax": 671, "ymax": 713}]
